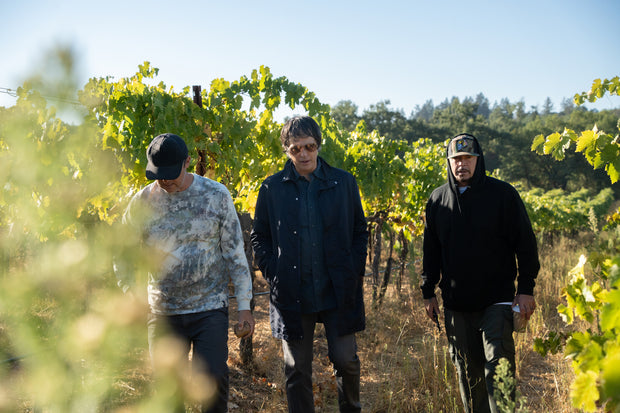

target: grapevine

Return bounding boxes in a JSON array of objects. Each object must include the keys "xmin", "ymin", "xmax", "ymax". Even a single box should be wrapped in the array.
[{"xmin": 533, "ymin": 77, "xmax": 620, "ymax": 412}]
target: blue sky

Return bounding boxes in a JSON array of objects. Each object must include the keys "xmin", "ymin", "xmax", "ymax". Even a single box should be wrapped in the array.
[{"xmin": 1, "ymin": 0, "xmax": 619, "ymax": 118}]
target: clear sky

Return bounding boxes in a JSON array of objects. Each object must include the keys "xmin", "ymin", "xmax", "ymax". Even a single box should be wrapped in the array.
[{"xmin": 1, "ymin": 0, "xmax": 619, "ymax": 118}]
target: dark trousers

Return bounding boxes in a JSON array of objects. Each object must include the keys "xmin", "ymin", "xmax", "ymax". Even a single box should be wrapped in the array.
[
  {"xmin": 444, "ymin": 305, "xmax": 515, "ymax": 413},
  {"xmin": 148, "ymin": 308, "xmax": 229, "ymax": 413},
  {"xmin": 282, "ymin": 311, "xmax": 361, "ymax": 413}
]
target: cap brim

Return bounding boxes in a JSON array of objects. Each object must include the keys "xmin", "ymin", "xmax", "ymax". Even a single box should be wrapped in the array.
[
  {"xmin": 448, "ymin": 152, "xmax": 480, "ymax": 159},
  {"xmin": 145, "ymin": 161, "xmax": 184, "ymax": 180}
]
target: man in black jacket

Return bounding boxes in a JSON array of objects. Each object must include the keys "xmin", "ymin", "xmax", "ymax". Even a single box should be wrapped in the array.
[
  {"xmin": 251, "ymin": 116, "xmax": 368, "ymax": 413},
  {"xmin": 421, "ymin": 133, "xmax": 540, "ymax": 413}
]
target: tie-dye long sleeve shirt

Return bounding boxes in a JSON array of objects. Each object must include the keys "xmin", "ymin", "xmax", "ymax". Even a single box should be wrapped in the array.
[{"xmin": 118, "ymin": 174, "xmax": 253, "ymax": 315}]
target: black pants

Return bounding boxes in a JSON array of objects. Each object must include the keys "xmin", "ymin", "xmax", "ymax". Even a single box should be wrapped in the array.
[
  {"xmin": 148, "ymin": 308, "xmax": 229, "ymax": 413},
  {"xmin": 282, "ymin": 311, "xmax": 361, "ymax": 413},
  {"xmin": 444, "ymin": 305, "xmax": 515, "ymax": 413}
]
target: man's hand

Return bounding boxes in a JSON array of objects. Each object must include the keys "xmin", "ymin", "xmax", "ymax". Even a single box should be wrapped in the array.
[
  {"xmin": 424, "ymin": 297, "xmax": 441, "ymax": 331},
  {"xmin": 512, "ymin": 294, "xmax": 536, "ymax": 320},
  {"xmin": 234, "ymin": 310, "xmax": 255, "ymax": 338},
  {"xmin": 424, "ymin": 297, "xmax": 440, "ymax": 320}
]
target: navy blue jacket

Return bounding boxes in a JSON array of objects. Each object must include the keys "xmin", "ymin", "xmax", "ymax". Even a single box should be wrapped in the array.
[{"xmin": 251, "ymin": 158, "xmax": 368, "ymax": 340}]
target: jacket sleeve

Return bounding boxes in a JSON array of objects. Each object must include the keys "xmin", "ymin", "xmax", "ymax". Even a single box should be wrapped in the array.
[
  {"xmin": 250, "ymin": 182, "xmax": 276, "ymax": 281},
  {"xmin": 510, "ymin": 188, "xmax": 540, "ymax": 295},
  {"xmin": 421, "ymin": 197, "xmax": 441, "ymax": 299},
  {"xmin": 350, "ymin": 177, "xmax": 369, "ymax": 277}
]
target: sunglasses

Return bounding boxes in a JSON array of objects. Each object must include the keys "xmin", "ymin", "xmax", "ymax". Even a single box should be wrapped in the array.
[{"xmin": 287, "ymin": 143, "xmax": 319, "ymax": 155}]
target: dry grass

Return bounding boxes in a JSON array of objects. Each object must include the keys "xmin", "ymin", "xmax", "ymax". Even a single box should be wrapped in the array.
[
  {"xmin": 104, "ymin": 234, "xmax": 588, "ymax": 412},
  {"xmin": 223, "ymin": 235, "xmax": 586, "ymax": 412}
]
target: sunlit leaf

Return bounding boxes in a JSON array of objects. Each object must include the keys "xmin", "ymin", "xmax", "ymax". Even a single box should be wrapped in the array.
[{"xmin": 571, "ymin": 370, "xmax": 599, "ymax": 412}]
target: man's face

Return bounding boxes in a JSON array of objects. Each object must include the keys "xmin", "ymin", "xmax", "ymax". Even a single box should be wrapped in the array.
[
  {"xmin": 449, "ymin": 155, "xmax": 478, "ymax": 187},
  {"xmin": 156, "ymin": 157, "xmax": 190, "ymax": 193},
  {"xmin": 287, "ymin": 135, "xmax": 319, "ymax": 178},
  {"xmin": 157, "ymin": 173, "xmax": 185, "ymax": 193}
]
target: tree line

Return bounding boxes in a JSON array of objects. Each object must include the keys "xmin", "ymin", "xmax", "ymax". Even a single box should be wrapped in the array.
[{"xmin": 331, "ymin": 96, "xmax": 620, "ymax": 197}]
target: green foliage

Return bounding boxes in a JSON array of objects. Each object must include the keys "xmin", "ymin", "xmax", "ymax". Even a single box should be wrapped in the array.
[
  {"xmin": 533, "ymin": 331, "xmax": 565, "ymax": 357},
  {"xmin": 1, "ymin": 47, "xmax": 617, "ymax": 411},
  {"xmin": 532, "ymin": 126, "xmax": 620, "ymax": 184},
  {"xmin": 574, "ymin": 77, "xmax": 620, "ymax": 106},
  {"xmin": 361, "ymin": 100, "xmax": 413, "ymax": 142},
  {"xmin": 550, "ymin": 252, "xmax": 620, "ymax": 412},
  {"xmin": 0, "ymin": 54, "xmax": 345, "ymax": 411},
  {"xmin": 331, "ymin": 100, "xmax": 361, "ymax": 131},
  {"xmin": 531, "ymin": 76, "xmax": 620, "ymax": 184},
  {"xmin": 604, "ymin": 207, "xmax": 620, "ymax": 230},
  {"xmin": 352, "ymin": 86, "xmax": 618, "ymax": 195},
  {"xmin": 402, "ymin": 138, "xmax": 446, "ymax": 236},
  {"xmin": 532, "ymin": 77, "xmax": 620, "ymax": 412},
  {"xmin": 201, "ymin": 65, "xmax": 334, "ymax": 212},
  {"xmin": 0, "ymin": 57, "xmax": 159, "ymax": 411},
  {"xmin": 80, "ymin": 63, "xmax": 334, "ymax": 216},
  {"xmin": 0, "ymin": 54, "xmax": 445, "ymax": 410},
  {"xmin": 519, "ymin": 187, "xmax": 614, "ymax": 233},
  {"xmin": 340, "ymin": 124, "xmax": 445, "ymax": 237},
  {"xmin": 493, "ymin": 358, "xmax": 529, "ymax": 413}
]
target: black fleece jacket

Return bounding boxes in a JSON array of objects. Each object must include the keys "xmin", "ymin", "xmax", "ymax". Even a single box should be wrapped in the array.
[{"xmin": 420, "ymin": 136, "xmax": 540, "ymax": 311}]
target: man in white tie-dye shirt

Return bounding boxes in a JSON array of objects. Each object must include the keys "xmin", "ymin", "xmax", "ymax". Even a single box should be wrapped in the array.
[{"xmin": 117, "ymin": 133, "xmax": 254, "ymax": 413}]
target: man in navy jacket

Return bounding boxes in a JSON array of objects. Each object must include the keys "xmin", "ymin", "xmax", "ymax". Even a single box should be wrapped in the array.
[{"xmin": 251, "ymin": 116, "xmax": 368, "ymax": 413}]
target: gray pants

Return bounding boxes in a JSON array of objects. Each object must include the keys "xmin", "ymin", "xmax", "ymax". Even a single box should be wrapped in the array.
[
  {"xmin": 444, "ymin": 305, "xmax": 515, "ymax": 413},
  {"xmin": 282, "ymin": 311, "xmax": 361, "ymax": 413}
]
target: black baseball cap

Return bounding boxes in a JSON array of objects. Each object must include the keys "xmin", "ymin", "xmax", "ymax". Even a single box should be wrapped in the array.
[
  {"xmin": 447, "ymin": 134, "xmax": 480, "ymax": 159},
  {"xmin": 145, "ymin": 133, "xmax": 188, "ymax": 180}
]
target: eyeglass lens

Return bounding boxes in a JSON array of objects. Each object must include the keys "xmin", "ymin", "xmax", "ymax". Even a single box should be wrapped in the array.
[{"xmin": 289, "ymin": 143, "xmax": 318, "ymax": 154}]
